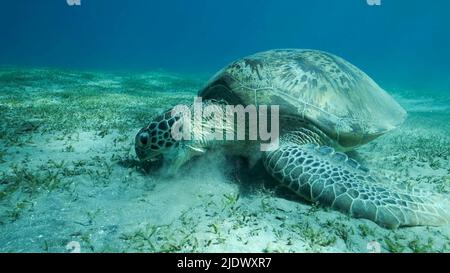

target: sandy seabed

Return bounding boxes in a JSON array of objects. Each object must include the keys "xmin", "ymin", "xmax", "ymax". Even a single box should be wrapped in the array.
[{"xmin": 0, "ymin": 67, "xmax": 449, "ymax": 252}]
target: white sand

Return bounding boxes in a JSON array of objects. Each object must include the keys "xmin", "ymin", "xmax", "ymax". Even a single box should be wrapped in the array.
[{"xmin": 0, "ymin": 69, "xmax": 449, "ymax": 252}]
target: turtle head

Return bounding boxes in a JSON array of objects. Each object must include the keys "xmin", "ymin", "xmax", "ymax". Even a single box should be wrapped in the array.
[{"xmin": 135, "ymin": 110, "xmax": 180, "ymax": 162}]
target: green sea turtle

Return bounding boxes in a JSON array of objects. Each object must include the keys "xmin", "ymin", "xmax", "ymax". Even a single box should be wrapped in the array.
[{"xmin": 135, "ymin": 49, "xmax": 449, "ymax": 229}]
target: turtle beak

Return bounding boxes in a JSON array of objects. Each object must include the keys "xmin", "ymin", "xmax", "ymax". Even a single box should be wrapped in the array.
[
  {"xmin": 149, "ymin": 156, "xmax": 162, "ymax": 162},
  {"xmin": 136, "ymin": 149, "xmax": 163, "ymax": 162}
]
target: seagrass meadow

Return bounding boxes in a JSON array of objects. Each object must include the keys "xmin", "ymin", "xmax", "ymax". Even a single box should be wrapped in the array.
[{"xmin": 0, "ymin": 67, "xmax": 449, "ymax": 252}]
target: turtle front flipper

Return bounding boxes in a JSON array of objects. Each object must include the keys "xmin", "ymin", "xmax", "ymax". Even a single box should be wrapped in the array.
[{"xmin": 263, "ymin": 142, "xmax": 450, "ymax": 229}]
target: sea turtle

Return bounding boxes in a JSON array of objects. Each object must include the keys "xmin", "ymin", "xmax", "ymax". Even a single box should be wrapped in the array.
[{"xmin": 135, "ymin": 49, "xmax": 449, "ymax": 229}]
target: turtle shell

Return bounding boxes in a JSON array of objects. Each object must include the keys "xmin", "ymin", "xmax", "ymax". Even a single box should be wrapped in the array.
[{"xmin": 198, "ymin": 49, "xmax": 406, "ymax": 149}]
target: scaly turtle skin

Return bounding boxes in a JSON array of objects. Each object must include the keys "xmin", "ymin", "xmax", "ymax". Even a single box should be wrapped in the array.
[{"xmin": 135, "ymin": 49, "xmax": 449, "ymax": 229}]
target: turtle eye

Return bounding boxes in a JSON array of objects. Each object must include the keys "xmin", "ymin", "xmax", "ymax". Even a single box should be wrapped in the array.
[{"xmin": 139, "ymin": 132, "xmax": 149, "ymax": 145}]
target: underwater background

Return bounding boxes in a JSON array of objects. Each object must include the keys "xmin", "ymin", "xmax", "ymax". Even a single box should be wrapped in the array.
[
  {"xmin": 0, "ymin": 0, "xmax": 449, "ymax": 252},
  {"xmin": 2, "ymin": 0, "xmax": 450, "ymax": 90}
]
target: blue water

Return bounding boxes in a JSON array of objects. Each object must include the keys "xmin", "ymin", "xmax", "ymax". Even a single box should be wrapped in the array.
[{"xmin": 1, "ymin": 0, "xmax": 449, "ymax": 91}]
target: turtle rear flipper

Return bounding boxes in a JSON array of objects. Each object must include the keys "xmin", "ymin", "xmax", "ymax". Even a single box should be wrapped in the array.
[{"xmin": 263, "ymin": 142, "xmax": 450, "ymax": 229}]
